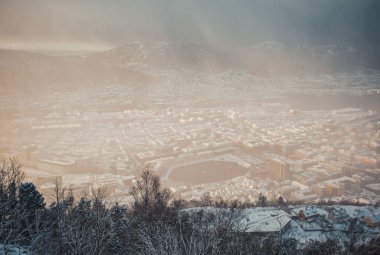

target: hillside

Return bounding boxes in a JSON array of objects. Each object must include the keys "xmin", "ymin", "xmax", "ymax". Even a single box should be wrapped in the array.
[
  {"xmin": 0, "ymin": 41, "xmax": 374, "ymax": 92},
  {"xmin": 0, "ymin": 48, "xmax": 151, "ymax": 91},
  {"xmin": 0, "ymin": 160, "xmax": 379, "ymax": 255}
]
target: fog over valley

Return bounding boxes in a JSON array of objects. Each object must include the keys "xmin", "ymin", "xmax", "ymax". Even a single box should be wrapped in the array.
[{"xmin": 1, "ymin": 1, "xmax": 380, "ymax": 254}]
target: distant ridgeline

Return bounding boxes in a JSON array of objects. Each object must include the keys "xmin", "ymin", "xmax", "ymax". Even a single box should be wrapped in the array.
[{"xmin": 0, "ymin": 42, "xmax": 376, "ymax": 91}]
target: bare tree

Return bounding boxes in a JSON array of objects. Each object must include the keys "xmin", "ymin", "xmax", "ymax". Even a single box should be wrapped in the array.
[
  {"xmin": 130, "ymin": 167, "xmax": 171, "ymax": 222},
  {"xmin": 0, "ymin": 158, "xmax": 25, "ymax": 253}
]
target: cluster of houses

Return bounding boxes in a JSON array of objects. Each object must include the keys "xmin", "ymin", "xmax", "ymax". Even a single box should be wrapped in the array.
[{"xmin": 240, "ymin": 206, "xmax": 380, "ymax": 239}]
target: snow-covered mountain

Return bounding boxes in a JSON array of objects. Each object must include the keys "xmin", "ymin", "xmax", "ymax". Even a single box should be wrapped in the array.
[
  {"xmin": 0, "ymin": 48, "xmax": 151, "ymax": 89},
  {"xmin": 100, "ymin": 42, "xmax": 232, "ymax": 70},
  {"xmin": 0, "ymin": 41, "xmax": 376, "ymax": 90}
]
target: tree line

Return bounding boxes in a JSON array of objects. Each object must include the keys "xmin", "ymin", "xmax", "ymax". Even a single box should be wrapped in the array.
[{"xmin": 0, "ymin": 158, "xmax": 379, "ymax": 255}]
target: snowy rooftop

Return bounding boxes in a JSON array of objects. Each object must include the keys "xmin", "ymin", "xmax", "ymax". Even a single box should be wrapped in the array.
[
  {"xmin": 242, "ymin": 208, "xmax": 291, "ymax": 233},
  {"xmin": 244, "ymin": 214, "xmax": 291, "ymax": 233}
]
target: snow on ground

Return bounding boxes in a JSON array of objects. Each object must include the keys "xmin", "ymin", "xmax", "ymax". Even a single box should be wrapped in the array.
[
  {"xmin": 284, "ymin": 220, "xmax": 328, "ymax": 244},
  {"xmin": 0, "ymin": 244, "xmax": 29, "ymax": 255},
  {"xmin": 338, "ymin": 205, "xmax": 379, "ymax": 218}
]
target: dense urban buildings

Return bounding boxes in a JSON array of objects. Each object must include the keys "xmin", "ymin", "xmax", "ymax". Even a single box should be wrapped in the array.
[
  {"xmin": 1, "ymin": 1, "xmax": 380, "ymax": 254},
  {"xmin": 1, "ymin": 65, "xmax": 379, "ymax": 206}
]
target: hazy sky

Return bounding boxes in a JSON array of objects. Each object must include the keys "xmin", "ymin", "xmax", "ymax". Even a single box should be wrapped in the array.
[{"xmin": 0, "ymin": 0, "xmax": 379, "ymax": 51}]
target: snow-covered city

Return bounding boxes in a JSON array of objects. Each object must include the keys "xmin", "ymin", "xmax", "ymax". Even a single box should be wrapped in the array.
[{"xmin": 1, "ymin": 0, "xmax": 380, "ymax": 254}]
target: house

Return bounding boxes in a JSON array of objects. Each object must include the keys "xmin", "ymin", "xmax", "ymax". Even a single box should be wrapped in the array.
[
  {"xmin": 364, "ymin": 214, "xmax": 380, "ymax": 227},
  {"xmin": 242, "ymin": 208, "xmax": 292, "ymax": 235},
  {"xmin": 290, "ymin": 207, "xmax": 332, "ymax": 231},
  {"xmin": 328, "ymin": 207, "xmax": 349, "ymax": 223},
  {"xmin": 291, "ymin": 206, "xmax": 328, "ymax": 221},
  {"xmin": 244, "ymin": 214, "xmax": 291, "ymax": 235}
]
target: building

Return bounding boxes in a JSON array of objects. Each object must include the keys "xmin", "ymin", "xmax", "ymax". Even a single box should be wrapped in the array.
[
  {"xmin": 294, "ymin": 159, "xmax": 318, "ymax": 171},
  {"xmin": 364, "ymin": 214, "xmax": 380, "ymax": 227},
  {"xmin": 325, "ymin": 182, "xmax": 344, "ymax": 197},
  {"xmin": 291, "ymin": 190, "xmax": 318, "ymax": 203},
  {"xmin": 365, "ymin": 183, "xmax": 380, "ymax": 195},
  {"xmin": 38, "ymin": 159, "xmax": 76, "ymax": 173},
  {"xmin": 290, "ymin": 207, "xmax": 331, "ymax": 231},
  {"xmin": 19, "ymin": 144, "xmax": 38, "ymax": 164},
  {"xmin": 269, "ymin": 158, "xmax": 290, "ymax": 182},
  {"xmin": 242, "ymin": 208, "xmax": 292, "ymax": 235},
  {"xmin": 244, "ymin": 215, "xmax": 291, "ymax": 235},
  {"xmin": 328, "ymin": 207, "xmax": 349, "ymax": 224},
  {"xmin": 342, "ymin": 178, "xmax": 360, "ymax": 193},
  {"xmin": 311, "ymin": 184, "xmax": 328, "ymax": 198}
]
